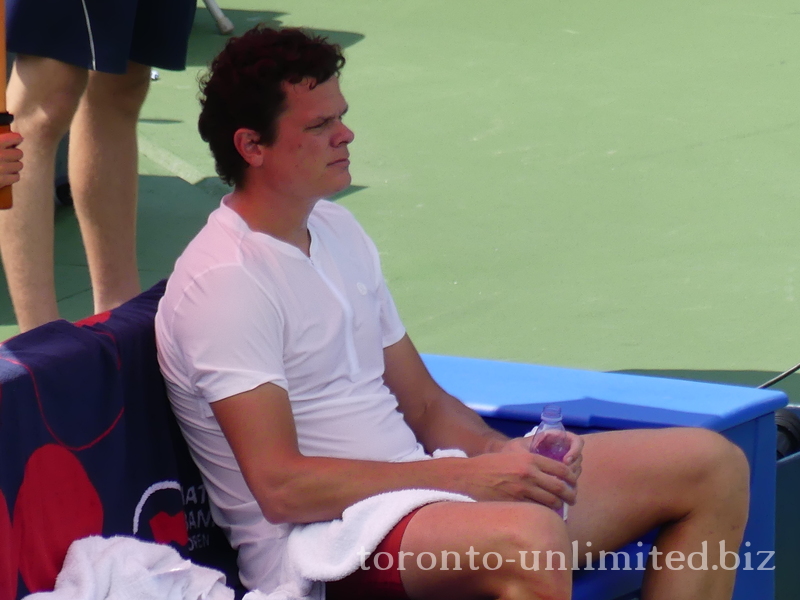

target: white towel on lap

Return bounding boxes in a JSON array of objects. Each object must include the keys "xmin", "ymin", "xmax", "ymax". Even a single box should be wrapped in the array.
[
  {"xmin": 246, "ymin": 449, "xmax": 476, "ymax": 600},
  {"xmin": 289, "ymin": 488, "xmax": 474, "ymax": 581},
  {"xmin": 24, "ymin": 536, "xmax": 233, "ymax": 600}
]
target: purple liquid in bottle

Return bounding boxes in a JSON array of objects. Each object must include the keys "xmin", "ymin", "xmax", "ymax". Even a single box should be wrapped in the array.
[
  {"xmin": 530, "ymin": 406, "xmax": 570, "ymax": 519},
  {"xmin": 531, "ymin": 431, "xmax": 570, "ymax": 462}
]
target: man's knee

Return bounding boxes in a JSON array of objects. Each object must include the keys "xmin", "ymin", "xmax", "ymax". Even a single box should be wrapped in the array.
[
  {"xmin": 489, "ymin": 506, "xmax": 572, "ymax": 600},
  {"xmin": 674, "ymin": 429, "xmax": 750, "ymax": 521},
  {"xmin": 496, "ymin": 505, "xmax": 570, "ymax": 556},
  {"xmin": 10, "ymin": 56, "xmax": 87, "ymax": 143},
  {"xmin": 685, "ymin": 429, "xmax": 749, "ymax": 486}
]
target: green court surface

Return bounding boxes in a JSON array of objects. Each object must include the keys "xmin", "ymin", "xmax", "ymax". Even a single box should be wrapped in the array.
[{"xmin": 2, "ymin": 0, "xmax": 800, "ymax": 400}]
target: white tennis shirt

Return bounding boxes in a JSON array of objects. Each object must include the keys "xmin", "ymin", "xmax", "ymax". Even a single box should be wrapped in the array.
[{"xmin": 155, "ymin": 198, "xmax": 427, "ymax": 591}]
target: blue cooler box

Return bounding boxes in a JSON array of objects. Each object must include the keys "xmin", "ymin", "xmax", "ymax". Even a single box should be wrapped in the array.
[{"xmin": 422, "ymin": 354, "xmax": 787, "ymax": 600}]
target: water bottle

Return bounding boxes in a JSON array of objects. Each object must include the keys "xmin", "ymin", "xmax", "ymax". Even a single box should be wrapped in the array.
[{"xmin": 529, "ymin": 405, "xmax": 570, "ymax": 520}]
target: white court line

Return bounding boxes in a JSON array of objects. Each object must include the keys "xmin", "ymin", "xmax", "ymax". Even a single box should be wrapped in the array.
[{"xmin": 138, "ymin": 135, "xmax": 208, "ymax": 185}]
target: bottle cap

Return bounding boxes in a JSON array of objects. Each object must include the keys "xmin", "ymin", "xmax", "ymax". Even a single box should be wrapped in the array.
[{"xmin": 541, "ymin": 405, "xmax": 562, "ymax": 422}]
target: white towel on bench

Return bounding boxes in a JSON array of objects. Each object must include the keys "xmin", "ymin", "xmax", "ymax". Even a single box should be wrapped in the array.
[{"xmin": 24, "ymin": 536, "xmax": 233, "ymax": 600}]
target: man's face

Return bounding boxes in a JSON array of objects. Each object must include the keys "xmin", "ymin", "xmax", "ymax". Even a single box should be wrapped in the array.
[{"xmin": 259, "ymin": 76, "xmax": 354, "ymax": 202}]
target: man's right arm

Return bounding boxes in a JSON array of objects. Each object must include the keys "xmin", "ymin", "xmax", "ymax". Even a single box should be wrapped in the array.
[{"xmin": 211, "ymin": 382, "xmax": 578, "ymax": 524}]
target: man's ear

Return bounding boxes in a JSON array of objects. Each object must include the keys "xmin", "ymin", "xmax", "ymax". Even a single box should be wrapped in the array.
[{"xmin": 233, "ymin": 128, "xmax": 265, "ymax": 167}]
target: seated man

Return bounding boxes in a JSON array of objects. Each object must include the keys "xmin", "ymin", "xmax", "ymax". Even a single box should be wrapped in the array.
[{"xmin": 155, "ymin": 26, "xmax": 750, "ymax": 600}]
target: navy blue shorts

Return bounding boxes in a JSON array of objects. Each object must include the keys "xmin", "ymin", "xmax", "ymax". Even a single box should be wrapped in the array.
[{"xmin": 6, "ymin": 0, "xmax": 197, "ymax": 74}]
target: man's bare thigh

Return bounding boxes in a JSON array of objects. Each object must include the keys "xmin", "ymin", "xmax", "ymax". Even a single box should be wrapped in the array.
[
  {"xmin": 399, "ymin": 501, "xmax": 570, "ymax": 600},
  {"xmin": 566, "ymin": 427, "xmax": 738, "ymax": 554}
]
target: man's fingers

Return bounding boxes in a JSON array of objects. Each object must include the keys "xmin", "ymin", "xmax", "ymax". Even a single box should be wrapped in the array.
[
  {"xmin": 524, "ymin": 458, "xmax": 577, "ymax": 504},
  {"xmin": 0, "ymin": 174, "xmax": 21, "ymax": 186},
  {"xmin": 0, "ymin": 161, "xmax": 23, "ymax": 174},
  {"xmin": 531, "ymin": 453, "xmax": 578, "ymax": 487},
  {"xmin": 567, "ymin": 454, "xmax": 583, "ymax": 480},
  {"xmin": 531, "ymin": 475, "xmax": 575, "ymax": 508},
  {"xmin": 564, "ymin": 432, "xmax": 584, "ymax": 465},
  {"xmin": 517, "ymin": 471, "xmax": 566, "ymax": 509},
  {"xmin": 0, "ymin": 133, "xmax": 23, "ymax": 150},
  {"xmin": 0, "ymin": 148, "xmax": 23, "ymax": 163},
  {"xmin": 527, "ymin": 488, "xmax": 564, "ymax": 511}
]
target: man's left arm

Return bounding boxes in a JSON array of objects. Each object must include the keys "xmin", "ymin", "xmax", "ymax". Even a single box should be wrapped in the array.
[{"xmin": 383, "ymin": 334, "xmax": 511, "ymax": 456}]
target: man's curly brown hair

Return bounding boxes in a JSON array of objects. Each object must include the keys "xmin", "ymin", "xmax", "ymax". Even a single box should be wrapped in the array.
[{"xmin": 198, "ymin": 26, "xmax": 345, "ymax": 187}]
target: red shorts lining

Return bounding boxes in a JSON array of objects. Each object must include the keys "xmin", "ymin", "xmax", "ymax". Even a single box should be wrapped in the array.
[{"xmin": 325, "ymin": 507, "xmax": 423, "ymax": 600}]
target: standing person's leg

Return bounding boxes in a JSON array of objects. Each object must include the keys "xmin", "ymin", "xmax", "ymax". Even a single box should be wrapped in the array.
[
  {"xmin": 68, "ymin": 61, "xmax": 151, "ymax": 314},
  {"xmin": 0, "ymin": 56, "xmax": 87, "ymax": 331},
  {"xmin": 567, "ymin": 427, "xmax": 750, "ymax": 600}
]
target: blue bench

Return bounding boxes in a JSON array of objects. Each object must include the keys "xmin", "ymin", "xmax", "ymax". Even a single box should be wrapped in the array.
[{"xmin": 423, "ymin": 354, "xmax": 787, "ymax": 600}]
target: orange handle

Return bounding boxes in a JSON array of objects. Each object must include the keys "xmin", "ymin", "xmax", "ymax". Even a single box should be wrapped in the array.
[{"xmin": 0, "ymin": 121, "xmax": 13, "ymax": 210}]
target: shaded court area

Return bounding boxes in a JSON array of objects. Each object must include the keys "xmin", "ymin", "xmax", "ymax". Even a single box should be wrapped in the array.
[{"xmin": 1, "ymin": 0, "xmax": 799, "ymax": 401}]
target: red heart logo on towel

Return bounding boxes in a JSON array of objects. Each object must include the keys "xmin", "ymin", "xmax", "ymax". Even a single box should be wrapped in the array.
[
  {"xmin": 14, "ymin": 445, "xmax": 103, "ymax": 593},
  {"xmin": 149, "ymin": 511, "xmax": 189, "ymax": 546}
]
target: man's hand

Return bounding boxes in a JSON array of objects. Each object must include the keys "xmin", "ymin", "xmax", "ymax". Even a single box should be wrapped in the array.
[
  {"xmin": 500, "ymin": 431, "xmax": 583, "ymax": 465},
  {"xmin": 481, "ymin": 432, "xmax": 584, "ymax": 509},
  {"xmin": 0, "ymin": 132, "xmax": 23, "ymax": 189},
  {"xmin": 457, "ymin": 450, "xmax": 578, "ymax": 511}
]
